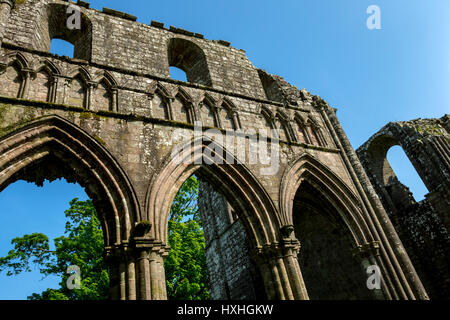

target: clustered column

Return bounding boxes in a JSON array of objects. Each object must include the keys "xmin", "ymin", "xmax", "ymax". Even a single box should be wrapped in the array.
[
  {"xmin": 104, "ymin": 238, "xmax": 169, "ymax": 300},
  {"xmin": 251, "ymin": 226, "xmax": 309, "ymax": 300}
]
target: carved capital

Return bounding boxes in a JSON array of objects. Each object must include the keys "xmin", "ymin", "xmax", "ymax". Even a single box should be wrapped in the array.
[
  {"xmin": 251, "ymin": 239, "xmax": 301, "ymax": 264},
  {"xmin": 353, "ymin": 241, "xmax": 381, "ymax": 259}
]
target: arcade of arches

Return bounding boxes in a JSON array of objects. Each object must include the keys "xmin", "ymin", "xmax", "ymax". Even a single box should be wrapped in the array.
[{"xmin": 0, "ymin": 0, "xmax": 446, "ymax": 300}]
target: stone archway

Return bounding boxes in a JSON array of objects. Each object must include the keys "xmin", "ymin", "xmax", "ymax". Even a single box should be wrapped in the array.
[
  {"xmin": 145, "ymin": 138, "xmax": 309, "ymax": 300},
  {"xmin": 292, "ymin": 179, "xmax": 377, "ymax": 300},
  {"xmin": 0, "ymin": 115, "xmax": 141, "ymax": 299},
  {"xmin": 278, "ymin": 154, "xmax": 414, "ymax": 300}
]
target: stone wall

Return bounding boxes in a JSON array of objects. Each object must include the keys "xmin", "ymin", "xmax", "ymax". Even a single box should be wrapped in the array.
[
  {"xmin": 198, "ymin": 179, "xmax": 266, "ymax": 300},
  {"xmin": 357, "ymin": 115, "xmax": 450, "ymax": 299}
]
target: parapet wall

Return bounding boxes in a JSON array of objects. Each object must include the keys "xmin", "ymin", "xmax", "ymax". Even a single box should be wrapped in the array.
[{"xmin": 5, "ymin": 0, "xmax": 266, "ymax": 99}]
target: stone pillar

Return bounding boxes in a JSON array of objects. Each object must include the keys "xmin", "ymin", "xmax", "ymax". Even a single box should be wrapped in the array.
[
  {"xmin": 231, "ymin": 111, "xmax": 240, "ymax": 130},
  {"xmin": 126, "ymin": 253, "xmax": 137, "ymax": 300},
  {"xmin": 86, "ymin": 81, "xmax": 95, "ymax": 110},
  {"xmin": 134, "ymin": 238, "xmax": 169, "ymax": 300},
  {"xmin": 49, "ymin": 76, "xmax": 59, "ymax": 103},
  {"xmin": 134, "ymin": 238, "xmax": 152, "ymax": 300},
  {"xmin": 251, "ymin": 230, "xmax": 309, "ymax": 300},
  {"xmin": 325, "ymin": 106, "xmax": 428, "ymax": 300},
  {"xmin": 111, "ymin": 87, "xmax": 118, "ymax": 112},
  {"xmin": 19, "ymin": 68, "xmax": 31, "ymax": 99},
  {"xmin": 0, "ymin": 0, "xmax": 14, "ymax": 48},
  {"xmin": 104, "ymin": 246, "xmax": 121, "ymax": 300},
  {"xmin": 315, "ymin": 99, "xmax": 428, "ymax": 300},
  {"xmin": 104, "ymin": 242, "xmax": 140, "ymax": 301}
]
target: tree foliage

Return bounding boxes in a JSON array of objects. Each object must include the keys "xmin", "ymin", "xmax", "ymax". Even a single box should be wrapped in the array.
[
  {"xmin": 165, "ymin": 175, "xmax": 210, "ymax": 300},
  {"xmin": 0, "ymin": 175, "xmax": 209, "ymax": 300},
  {"xmin": 0, "ymin": 198, "xmax": 109, "ymax": 300}
]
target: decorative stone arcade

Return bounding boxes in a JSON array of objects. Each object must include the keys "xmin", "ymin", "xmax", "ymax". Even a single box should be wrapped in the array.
[{"xmin": 0, "ymin": 0, "xmax": 430, "ymax": 300}]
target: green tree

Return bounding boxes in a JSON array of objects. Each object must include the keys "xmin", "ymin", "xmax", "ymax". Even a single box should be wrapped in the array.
[
  {"xmin": 0, "ymin": 175, "xmax": 209, "ymax": 300},
  {"xmin": 165, "ymin": 175, "xmax": 210, "ymax": 300},
  {"xmin": 0, "ymin": 198, "xmax": 109, "ymax": 300}
]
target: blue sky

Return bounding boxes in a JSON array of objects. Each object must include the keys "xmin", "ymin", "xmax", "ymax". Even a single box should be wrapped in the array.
[{"xmin": 1, "ymin": 0, "xmax": 449, "ymax": 299}]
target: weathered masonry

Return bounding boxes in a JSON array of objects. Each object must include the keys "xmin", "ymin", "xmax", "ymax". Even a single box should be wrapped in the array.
[
  {"xmin": 357, "ymin": 116, "xmax": 450, "ymax": 300},
  {"xmin": 0, "ymin": 0, "xmax": 430, "ymax": 300}
]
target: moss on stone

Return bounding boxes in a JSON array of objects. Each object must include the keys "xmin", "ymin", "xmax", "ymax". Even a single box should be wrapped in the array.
[{"xmin": 94, "ymin": 135, "xmax": 106, "ymax": 146}]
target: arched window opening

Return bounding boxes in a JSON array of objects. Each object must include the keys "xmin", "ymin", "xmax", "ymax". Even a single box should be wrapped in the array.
[
  {"xmin": 41, "ymin": 3, "xmax": 93, "ymax": 61},
  {"xmin": 165, "ymin": 174, "xmax": 266, "ymax": 300},
  {"xmin": 169, "ymin": 66, "xmax": 188, "ymax": 82},
  {"xmin": 168, "ymin": 38, "xmax": 212, "ymax": 86},
  {"xmin": 0, "ymin": 179, "xmax": 108, "ymax": 300},
  {"xmin": 49, "ymin": 38, "xmax": 75, "ymax": 58},
  {"xmin": 275, "ymin": 119, "xmax": 289, "ymax": 141},
  {"xmin": 387, "ymin": 146, "xmax": 428, "ymax": 201}
]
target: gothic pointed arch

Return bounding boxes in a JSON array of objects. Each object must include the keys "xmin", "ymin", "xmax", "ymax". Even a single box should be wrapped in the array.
[
  {"xmin": 28, "ymin": 59, "xmax": 61, "ymax": 103},
  {"xmin": 260, "ymin": 105, "xmax": 276, "ymax": 138},
  {"xmin": 34, "ymin": 59, "xmax": 62, "ymax": 76},
  {"xmin": 199, "ymin": 92, "xmax": 219, "ymax": 127},
  {"xmin": 275, "ymin": 110, "xmax": 294, "ymax": 142},
  {"xmin": 92, "ymin": 71, "xmax": 119, "ymax": 112},
  {"xmin": 306, "ymin": 116, "xmax": 326, "ymax": 147},
  {"xmin": 0, "ymin": 52, "xmax": 29, "ymax": 99},
  {"xmin": 64, "ymin": 67, "xmax": 91, "ymax": 108},
  {"xmin": 148, "ymin": 82, "xmax": 173, "ymax": 120},
  {"xmin": 172, "ymin": 86, "xmax": 197, "ymax": 123},
  {"xmin": 93, "ymin": 70, "xmax": 118, "ymax": 88},
  {"xmin": 279, "ymin": 153, "xmax": 385, "ymax": 299},
  {"xmin": 0, "ymin": 52, "xmax": 30, "ymax": 71},
  {"xmin": 0, "ymin": 115, "xmax": 140, "ymax": 247},
  {"xmin": 67, "ymin": 66, "xmax": 91, "ymax": 82},
  {"xmin": 145, "ymin": 137, "xmax": 281, "ymax": 248},
  {"xmin": 279, "ymin": 153, "xmax": 372, "ymax": 246},
  {"xmin": 293, "ymin": 113, "xmax": 310, "ymax": 144},
  {"xmin": 219, "ymin": 98, "xmax": 240, "ymax": 130}
]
